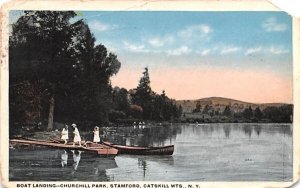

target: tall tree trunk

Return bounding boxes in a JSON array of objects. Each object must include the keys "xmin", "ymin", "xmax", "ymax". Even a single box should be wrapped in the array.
[{"xmin": 47, "ymin": 95, "xmax": 55, "ymax": 130}]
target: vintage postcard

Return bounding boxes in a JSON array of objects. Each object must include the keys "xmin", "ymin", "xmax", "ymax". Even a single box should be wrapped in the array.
[{"xmin": 1, "ymin": 0, "xmax": 299, "ymax": 188}]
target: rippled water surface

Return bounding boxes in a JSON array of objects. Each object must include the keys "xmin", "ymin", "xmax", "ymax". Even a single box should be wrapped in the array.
[{"xmin": 9, "ymin": 123, "xmax": 292, "ymax": 181}]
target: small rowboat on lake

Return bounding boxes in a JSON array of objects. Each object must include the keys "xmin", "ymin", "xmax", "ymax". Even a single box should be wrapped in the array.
[{"xmin": 99, "ymin": 141, "xmax": 174, "ymax": 155}]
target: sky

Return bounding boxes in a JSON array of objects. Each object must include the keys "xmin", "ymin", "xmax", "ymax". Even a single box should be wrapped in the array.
[{"xmin": 10, "ymin": 11, "xmax": 293, "ymax": 103}]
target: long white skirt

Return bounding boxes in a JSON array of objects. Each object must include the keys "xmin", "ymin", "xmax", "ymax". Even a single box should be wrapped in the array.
[
  {"xmin": 73, "ymin": 128, "xmax": 81, "ymax": 142},
  {"xmin": 74, "ymin": 135, "xmax": 81, "ymax": 142},
  {"xmin": 61, "ymin": 129, "xmax": 68, "ymax": 140},
  {"xmin": 93, "ymin": 135, "xmax": 100, "ymax": 142},
  {"xmin": 61, "ymin": 135, "xmax": 68, "ymax": 140}
]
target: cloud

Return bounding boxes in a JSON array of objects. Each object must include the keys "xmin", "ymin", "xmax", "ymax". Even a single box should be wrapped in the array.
[
  {"xmin": 269, "ymin": 46, "xmax": 288, "ymax": 54},
  {"xmin": 245, "ymin": 47, "xmax": 262, "ymax": 55},
  {"xmin": 197, "ymin": 49, "xmax": 211, "ymax": 56},
  {"xmin": 97, "ymin": 41, "xmax": 117, "ymax": 53},
  {"xmin": 178, "ymin": 24, "xmax": 212, "ymax": 38},
  {"xmin": 166, "ymin": 46, "xmax": 192, "ymax": 56},
  {"xmin": 148, "ymin": 36, "xmax": 174, "ymax": 47},
  {"xmin": 262, "ymin": 17, "xmax": 287, "ymax": 32},
  {"xmin": 220, "ymin": 46, "xmax": 240, "ymax": 54},
  {"xmin": 148, "ymin": 38, "xmax": 164, "ymax": 47},
  {"xmin": 245, "ymin": 46, "xmax": 288, "ymax": 56},
  {"xmin": 89, "ymin": 20, "xmax": 117, "ymax": 32},
  {"xmin": 123, "ymin": 41, "xmax": 147, "ymax": 53}
]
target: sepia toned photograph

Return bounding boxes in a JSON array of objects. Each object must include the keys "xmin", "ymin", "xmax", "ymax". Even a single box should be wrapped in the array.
[{"xmin": 1, "ymin": 1, "xmax": 299, "ymax": 187}]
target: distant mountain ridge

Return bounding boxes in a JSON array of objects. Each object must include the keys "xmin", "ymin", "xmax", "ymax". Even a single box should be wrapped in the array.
[{"xmin": 176, "ymin": 97, "xmax": 290, "ymax": 113}]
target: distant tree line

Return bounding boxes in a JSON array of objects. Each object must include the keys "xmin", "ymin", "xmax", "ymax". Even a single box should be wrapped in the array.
[
  {"xmin": 9, "ymin": 11, "xmax": 181, "ymax": 132},
  {"xmin": 190, "ymin": 103, "xmax": 293, "ymax": 123},
  {"xmin": 109, "ymin": 68, "xmax": 182, "ymax": 123}
]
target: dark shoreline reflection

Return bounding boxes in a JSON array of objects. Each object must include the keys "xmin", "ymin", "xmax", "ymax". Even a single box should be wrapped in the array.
[
  {"xmin": 254, "ymin": 124, "xmax": 262, "ymax": 136},
  {"xmin": 104, "ymin": 125, "xmax": 182, "ymax": 147},
  {"xmin": 9, "ymin": 148, "xmax": 117, "ymax": 181},
  {"xmin": 223, "ymin": 124, "xmax": 231, "ymax": 138},
  {"xmin": 243, "ymin": 124, "xmax": 253, "ymax": 139}
]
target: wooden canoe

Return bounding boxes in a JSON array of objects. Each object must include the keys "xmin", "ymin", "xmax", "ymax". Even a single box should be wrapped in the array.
[
  {"xmin": 100, "ymin": 142, "xmax": 174, "ymax": 155},
  {"xmin": 10, "ymin": 139, "xmax": 118, "ymax": 156}
]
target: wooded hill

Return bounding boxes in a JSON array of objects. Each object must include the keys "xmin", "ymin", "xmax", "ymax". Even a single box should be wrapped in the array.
[
  {"xmin": 176, "ymin": 97, "xmax": 293, "ymax": 123},
  {"xmin": 176, "ymin": 97, "xmax": 288, "ymax": 113}
]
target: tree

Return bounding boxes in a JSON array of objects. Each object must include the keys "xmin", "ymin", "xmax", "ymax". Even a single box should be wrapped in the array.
[
  {"xmin": 10, "ymin": 11, "xmax": 121, "ymax": 129},
  {"xmin": 178, "ymin": 105, "xmax": 183, "ymax": 118},
  {"xmin": 9, "ymin": 81, "xmax": 44, "ymax": 124},
  {"xmin": 254, "ymin": 107, "xmax": 263, "ymax": 120},
  {"xmin": 130, "ymin": 104, "xmax": 143, "ymax": 119},
  {"xmin": 131, "ymin": 67, "xmax": 153, "ymax": 119},
  {"xmin": 79, "ymin": 44, "xmax": 121, "ymax": 124},
  {"xmin": 112, "ymin": 87, "xmax": 130, "ymax": 115},
  {"xmin": 10, "ymin": 11, "xmax": 80, "ymax": 129},
  {"xmin": 202, "ymin": 104, "xmax": 210, "ymax": 114},
  {"xmin": 130, "ymin": 68, "xmax": 182, "ymax": 122},
  {"xmin": 278, "ymin": 105, "xmax": 293, "ymax": 122},
  {"xmin": 248, "ymin": 106, "xmax": 253, "ymax": 118},
  {"xmin": 242, "ymin": 106, "xmax": 253, "ymax": 119},
  {"xmin": 223, "ymin": 106, "xmax": 232, "ymax": 117},
  {"xmin": 193, "ymin": 102, "xmax": 201, "ymax": 113},
  {"xmin": 262, "ymin": 105, "xmax": 293, "ymax": 123}
]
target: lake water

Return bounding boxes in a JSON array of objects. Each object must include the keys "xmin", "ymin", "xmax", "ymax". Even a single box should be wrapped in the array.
[{"xmin": 9, "ymin": 123, "xmax": 292, "ymax": 181}]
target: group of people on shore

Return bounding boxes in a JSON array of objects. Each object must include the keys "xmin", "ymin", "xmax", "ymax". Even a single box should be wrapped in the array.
[{"xmin": 61, "ymin": 124, "xmax": 100, "ymax": 146}]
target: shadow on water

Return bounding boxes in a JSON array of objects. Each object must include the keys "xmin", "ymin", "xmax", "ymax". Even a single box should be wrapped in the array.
[
  {"xmin": 104, "ymin": 125, "xmax": 182, "ymax": 147},
  {"xmin": 243, "ymin": 124, "xmax": 253, "ymax": 139},
  {"xmin": 240, "ymin": 123, "xmax": 292, "ymax": 139},
  {"xmin": 138, "ymin": 158, "xmax": 147, "ymax": 179},
  {"xmin": 223, "ymin": 124, "xmax": 231, "ymax": 138},
  {"xmin": 9, "ymin": 148, "xmax": 117, "ymax": 181},
  {"xmin": 254, "ymin": 124, "xmax": 262, "ymax": 136},
  {"xmin": 119, "ymin": 155, "xmax": 174, "ymax": 181}
]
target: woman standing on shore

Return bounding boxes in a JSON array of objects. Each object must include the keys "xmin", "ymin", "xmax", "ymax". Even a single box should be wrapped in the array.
[
  {"xmin": 61, "ymin": 124, "xmax": 69, "ymax": 144},
  {"xmin": 72, "ymin": 124, "xmax": 81, "ymax": 146},
  {"xmin": 93, "ymin": 126, "xmax": 100, "ymax": 143}
]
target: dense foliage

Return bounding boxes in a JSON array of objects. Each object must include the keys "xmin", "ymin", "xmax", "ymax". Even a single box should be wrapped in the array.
[
  {"xmin": 110, "ymin": 68, "xmax": 182, "ymax": 123},
  {"xmin": 9, "ymin": 11, "xmax": 181, "ymax": 131},
  {"xmin": 10, "ymin": 11, "xmax": 120, "ymax": 130}
]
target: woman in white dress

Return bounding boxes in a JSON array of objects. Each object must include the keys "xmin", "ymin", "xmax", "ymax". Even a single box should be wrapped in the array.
[
  {"xmin": 93, "ymin": 126, "xmax": 100, "ymax": 143},
  {"xmin": 61, "ymin": 124, "xmax": 69, "ymax": 144},
  {"xmin": 72, "ymin": 124, "xmax": 81, "ymax": 146}
]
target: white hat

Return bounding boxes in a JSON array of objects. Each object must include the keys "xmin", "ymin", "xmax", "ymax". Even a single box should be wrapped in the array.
[{"xmin": 72, "ymin": 123, "xmax": 76, "ymax": 127}]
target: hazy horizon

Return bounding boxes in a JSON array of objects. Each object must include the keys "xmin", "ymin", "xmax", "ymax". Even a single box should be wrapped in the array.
[{"xmin": 175, "ymin": 96, "xmax": 293, "ymax": 104}]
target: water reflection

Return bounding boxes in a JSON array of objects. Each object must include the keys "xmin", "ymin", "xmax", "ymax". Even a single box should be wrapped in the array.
[
  {"xmin": 223, "ymin": 124, "xmax": 231, "ymax": 138},
  {"xmin": 138, "ymin": 159, "xmax": 147, "ymax": 179},
  {"xmin": 243, "ymin": 124, "xmax": 253, "ymax": 139},
  {"xmin": 9, "ymin": 148, "xmax": 118, "ymax": 181},
  {"xmin": 10, "ymin": 123, "xmax": 292, "ymax": 181},
  {"xmin": 105, "ymin": 125, "xmax": 182, "ymax": 147},
  {"xmin": 71, "ymin": 150, "xmax": 82, "ymax": 171},
  {"xmin": 104, "ymin": 123, "xmax": 292, "ymax": 146},
  {"xmin": 61, "ymin": 150, "xmax": 68, "ymax": 167},
  {"xmin": 254, "ymin": 124, "xmax": 262, "ymax": 136},
  {"xmin": 280, "ymin": 124, "xmax": 292, "ymax": 135}
]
